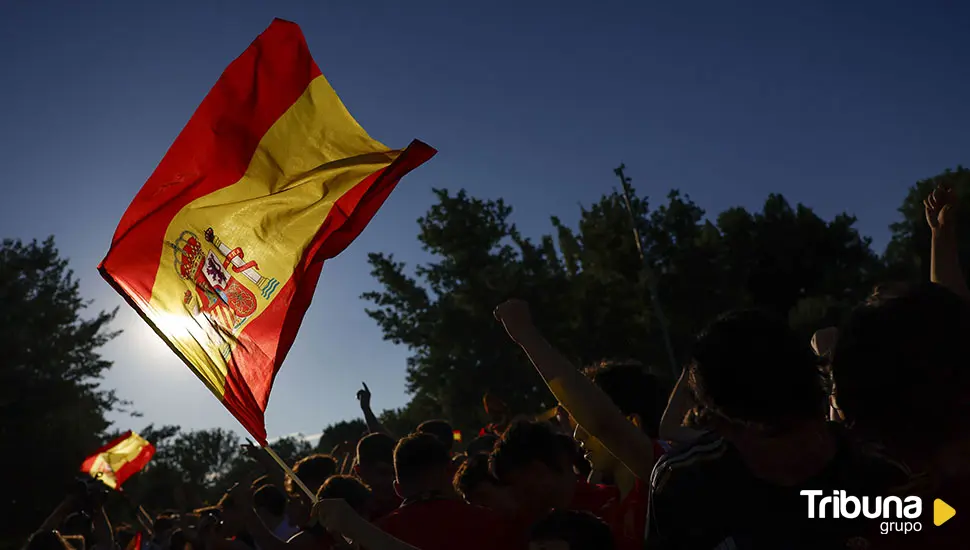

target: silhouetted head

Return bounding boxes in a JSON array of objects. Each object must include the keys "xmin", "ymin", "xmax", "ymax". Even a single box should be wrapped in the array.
[
  {"xmin": 417, "ymin": 419, "xmax": 456, "ymax": 452},
  {"xmin": 393, "ymin": 433, "xmax": 453, "ymax": 499},
  {"xmin": 288, "ymin": 454, "xmax": 337, "ymax": 497},
  {"xmin": 585, "ymin": 360, "xmax": 666, "ymax": 437},
  {"xmin": 833, "ymin": 282, "xmax": 970, "ymax": 477},
  {"xmin": 575, "ymin": 360, "xmax": 666, "ymax": 474},
  {"xmin": 688, "ymin": 309, "xmax": 827, "ymax": 437},
  {"xmin": 490, "ymin": 420, "xmax": 576, "ymax": 513},
  {"xmin": 317, "ymin": 475, "xmax": 373, "ymax": 517},
  {"xmin": 454, "ymin": 452, "xmax": 518, "ymax": 513},
  {"xmin": 253, "ymin": 484, "xmax": 287, "ymax": 523},
  {"xmin": 529, "ymin": 510, "xmax": 615, "ymax": 550},
  {"xmin": 354, "ymin": 433, "xmax": 396, "ymax": 495}
]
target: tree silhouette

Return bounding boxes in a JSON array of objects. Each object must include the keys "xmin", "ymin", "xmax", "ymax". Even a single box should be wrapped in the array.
[{"xmin": 0, "ymin": 237, "xmax": 121, "ymax": 547}]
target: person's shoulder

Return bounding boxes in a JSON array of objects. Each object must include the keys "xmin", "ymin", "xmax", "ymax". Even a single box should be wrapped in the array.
[{"xmin": 649, "ymin": 431, "xmax": 731, "ymax": 494}]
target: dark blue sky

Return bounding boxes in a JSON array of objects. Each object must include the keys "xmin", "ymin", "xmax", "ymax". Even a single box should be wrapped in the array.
[{"xmin": 2, "ymin": 1, "xmax": 967, "ymax": 442}]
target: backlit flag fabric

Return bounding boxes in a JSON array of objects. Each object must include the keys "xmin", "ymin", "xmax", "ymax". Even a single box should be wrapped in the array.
[
  {"xmin": 80, "ymin": 431, "xmax": 155, "ymax": 490},
  {"xmin": 99, "ymin": 19, "xmax": 436, "ymax": 444}
]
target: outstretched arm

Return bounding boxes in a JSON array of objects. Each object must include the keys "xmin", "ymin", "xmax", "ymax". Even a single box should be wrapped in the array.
[
  {"xmin": 358, "ymin": 383, "xmax": 395, "ymax": 439},
  {"xmin": 494, "ymin": 300, "xmax": 655, "ymax": 482},
  {"xmin": 926, "ymin": 185, "xmax": 969, "ymax": 298}
]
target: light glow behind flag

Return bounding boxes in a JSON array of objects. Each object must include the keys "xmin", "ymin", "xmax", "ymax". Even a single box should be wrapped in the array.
[{"xmin": 99, "ymin": 19, "xmax": 436, "ymax": 443}]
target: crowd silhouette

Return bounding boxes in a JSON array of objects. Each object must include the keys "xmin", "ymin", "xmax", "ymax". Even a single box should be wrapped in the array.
[{"xmin": 18, "ymin": 185, "xmax": 969, "ymax": 549}]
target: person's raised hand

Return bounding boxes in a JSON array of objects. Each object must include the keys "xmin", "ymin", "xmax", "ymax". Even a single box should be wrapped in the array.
[
  {"xmin": 925, "ymin": 184, "xmax": 957, "ymax": 233},
  {"xmin": 312, "ymin": 498, "xmax": 357, "ymax": 535},
  {"xmin": 493, "ymin": 299, "xmax": 537, "ymax": 343},
  {"xmin": 356, "ymin": 382, "xmax": 372, "ymax": 409}
]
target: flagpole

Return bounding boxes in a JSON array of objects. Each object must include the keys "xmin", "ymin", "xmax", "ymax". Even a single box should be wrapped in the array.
[
  {"xmin": 262, "ymin": 445, "xmax": 319, "ymax": 504},
  {"xmin": 613, "ymin": 164, "xmax": 679, "ymax": 379}
]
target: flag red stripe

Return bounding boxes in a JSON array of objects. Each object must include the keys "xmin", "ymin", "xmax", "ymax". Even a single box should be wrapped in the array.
[
  {"xmin": 222, "ymin": 140, "xmax": 437, "ymax": 443},
  {"xmin": 113, "ymin": 443, "xmax": 156, "ymax": 488},
  {"xmin": 98, "ymin": 19, "xmax": 321, "ymax": 303},
  {"xmin": 81, "ymin": 430, "xmax": 134, "ymax": 473}
]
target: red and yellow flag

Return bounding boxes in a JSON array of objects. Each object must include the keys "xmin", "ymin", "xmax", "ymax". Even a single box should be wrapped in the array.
[
  {"xmin": 80, "ymin": 431, "xmax": 155, "ymax": 490},
  {"xmin": 99, "ymin": 19, "xmax": 436, "ymax": 444}
]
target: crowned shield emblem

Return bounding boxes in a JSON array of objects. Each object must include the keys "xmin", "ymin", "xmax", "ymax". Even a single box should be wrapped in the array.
[{"xmin": 170, "ymin": 227, "xmax": 280, "ymax": 359}]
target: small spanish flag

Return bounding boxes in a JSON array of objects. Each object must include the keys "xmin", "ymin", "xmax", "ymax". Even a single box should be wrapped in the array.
[
  {"xmin": 80, "ymin": 431, "xmax": 156, "ymax": 490},
  {"xmin": 99, "ymin": 19, "xmax": 435, "ymax": 443},
  {"xmin": 452, "ymin": 430, "xmax": 462, "ymax": 443}
]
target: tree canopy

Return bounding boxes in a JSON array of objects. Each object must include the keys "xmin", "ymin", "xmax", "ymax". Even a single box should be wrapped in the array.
[
  {"xmin": 359, "ymin": 168, "xmax": 958, "ymax": 434},
  {"xmin": 0, "ymin": 238, "xmax": 121, "ymax": 546}
]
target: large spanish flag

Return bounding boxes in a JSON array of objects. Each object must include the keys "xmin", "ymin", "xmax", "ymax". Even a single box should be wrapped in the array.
[
  {"xmin": 99, "ymin": 19, "xmax": 436, "ymax": 444},
  {"xmin": 81, "ymin": 431, "xmax": 156, "ymax": 490}
]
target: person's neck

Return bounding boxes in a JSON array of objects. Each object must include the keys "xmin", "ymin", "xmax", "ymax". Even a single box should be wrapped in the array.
[
  {"xmin": 731, "ymin": 421, "xmax": 837, "ymax": 486},
  {"xmin": 400, "ymin": 483, "xmax": 456, "ymax": 502}
]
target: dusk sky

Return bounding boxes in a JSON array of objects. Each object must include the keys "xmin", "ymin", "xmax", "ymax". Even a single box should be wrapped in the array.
[{"xmin": 1, "ymin": 1, "xmax": 967, "ymax": 443}]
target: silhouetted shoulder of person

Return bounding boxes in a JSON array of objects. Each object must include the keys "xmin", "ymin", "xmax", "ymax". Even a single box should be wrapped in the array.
[{"xmin": 646, "ymin": 425, "xmax": 909, "ymax": 550}]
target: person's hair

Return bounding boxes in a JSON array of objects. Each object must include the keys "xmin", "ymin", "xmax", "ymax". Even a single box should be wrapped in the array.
[
  {"xmin": 584, "ymin": 359, "xmax": 667, "ymax": 438},
  {"xmin": 466, "ymin": 434, "xmax": 499, "ymax": 456},
  {"xmin": 833, "ymin": 282, "xmax": 970, "ymax": 450},
  {"xmin": 688, "ymin": 309, "xmax": 826, "ymax": 432},
  {"xmin": 454, "ymin": 452, "xmax": 502, "ymax": 499},
  {"xmin": 26, "ymin": 531, "xmax": 73, "ymax": 550},
  {"xmin": 316, "ymin": 475, "xmax": 373, "ymax": 514},
  {"xmin": 489, "ymin": 420, "xmax": 572, "ymax": 483},
  {"xmin": 529, "ymin": 510, "xmax": 615, "ymax": 550},
  {"xmin": 252, "ymin": 484, "xmax": 287, "ymax": 517},
  {"xmin": 287, "ymin": 454, "xmax": 337, "ymax": 496},
  {"xmin": 416, "ymin": 419, "xmax": 455, "ymax": 451},
  {"xmin": 356, "ymin": 433, "xmax": 396, "ymax": 468},
  {"xmin": 393, "ymin": 433, "xmax": 451, "ymax": 487}
]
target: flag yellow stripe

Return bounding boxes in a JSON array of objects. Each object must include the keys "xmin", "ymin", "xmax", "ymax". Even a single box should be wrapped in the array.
[{"xmin": 146, "ymin": 74, "xmax": 401, "ymax": 397}]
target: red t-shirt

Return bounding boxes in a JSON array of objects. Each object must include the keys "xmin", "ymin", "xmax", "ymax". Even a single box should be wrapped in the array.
[
  {"xmin": 376, "ymin": 498, "xmax": 520, "ymax": 550},
  {"xmin": 600, "ymin": 479, "xmax": 649, "ymax": 550},
  {"xmin": 578, "ymin": 440, "xmax": 666, "ymax": 550},
  {"xmin": 570, "ymin": 480, "xmax": 620, "ymax": 514}
]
